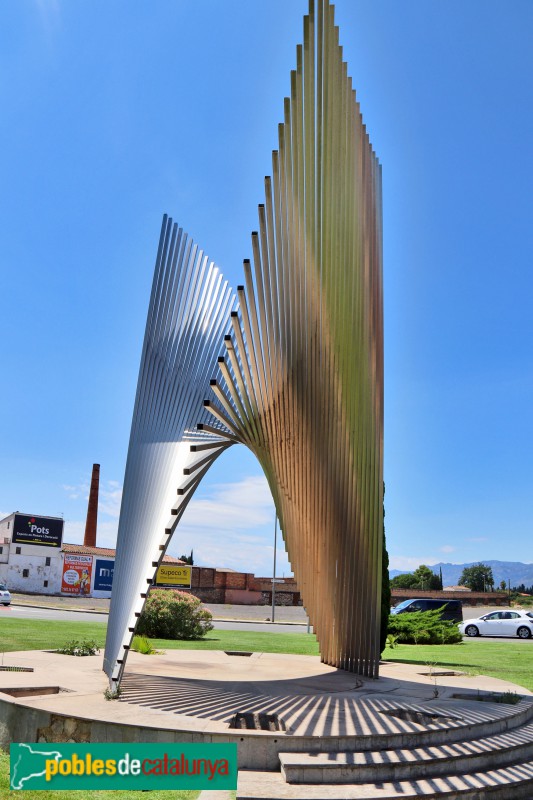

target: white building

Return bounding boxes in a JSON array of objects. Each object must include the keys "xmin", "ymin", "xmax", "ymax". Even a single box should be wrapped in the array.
[
  {"xmin": 0, "ymin": 512, "xmax": 182, "ymax": 598},
  {"xmin": 0, "ymin": 512, "xmax": 64, "ymax": 593}
]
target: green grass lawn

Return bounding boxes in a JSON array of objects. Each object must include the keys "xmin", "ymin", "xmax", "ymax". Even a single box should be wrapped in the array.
[
  {"xmin": 0, "ymin": 750, "xmax": 199, "ymax": 800},
  {"xmin": 0, "ymin": 619, "xmax": 108, "ymax": 652},
  {"xmin": 150, "ymin": 628, "xmax": 320, "ymax": 656},
  {"xmin": 383, "ymin": 642, "xmax": 533, "ymax": 692},
  {"xmin": 0, "ymin": 618, "xmax": 319, "ymax": 657},
  {"xmin": 1, "ymin": 617, "xmax": 533, "ymax": 691}
]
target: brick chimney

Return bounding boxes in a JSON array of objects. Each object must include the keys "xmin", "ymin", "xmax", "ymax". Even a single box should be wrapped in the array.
[{"xmin": 83, "ymin": 464, "xmax": 100, "ymax": 548}]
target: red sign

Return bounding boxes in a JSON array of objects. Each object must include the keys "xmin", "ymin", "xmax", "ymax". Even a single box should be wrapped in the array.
[{"xmin": 61, "ymin": 554, "xmax": 93, "ymax": 595}]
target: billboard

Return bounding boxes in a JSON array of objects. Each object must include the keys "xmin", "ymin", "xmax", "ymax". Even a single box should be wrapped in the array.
[
  {"xmin": 12, "ymin": 514, "xmax": 63, "ymax": 548},
  {"xmin": 94, "ymin": 559, "xmax": 114, "ymax": 592},
  {"xmin": 156, "ymin": 565, "xmax": 192, "ymax": 587},
  {"xmin": 61, "ymin": 554, "xmax": 93, "ymax": 595}
]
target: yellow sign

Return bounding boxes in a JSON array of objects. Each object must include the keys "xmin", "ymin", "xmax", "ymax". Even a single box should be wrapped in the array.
[{"xmin": 156, "ymin": 565, "xmax": 192, "ymax": 587}]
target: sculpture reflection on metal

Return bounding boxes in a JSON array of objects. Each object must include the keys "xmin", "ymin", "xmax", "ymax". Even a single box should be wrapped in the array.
[{"xmin": 104, "ymin": 0, "xmax": 383, "ymax": 687}]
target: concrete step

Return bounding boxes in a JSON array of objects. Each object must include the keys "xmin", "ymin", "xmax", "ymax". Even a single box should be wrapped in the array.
[
  {"xmin": 237, "ymin": 759, "xmax": 533, "ymax": 799},
  {"xmin": 279, "ymin": 721, "xmax": 533, "ymax": 784}
]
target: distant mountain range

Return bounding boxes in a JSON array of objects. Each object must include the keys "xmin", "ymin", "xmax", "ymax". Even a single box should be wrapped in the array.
[{"xmin": 389, "ymin": 561, "xmax": 533, "ymax": 590}]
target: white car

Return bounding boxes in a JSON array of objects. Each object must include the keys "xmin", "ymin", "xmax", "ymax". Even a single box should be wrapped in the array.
[
  {"xmin": 459, "ymin": 609, "xmax": 533, "ymax": 639},
  {"xmin": 0, "ymin": 584, "xmax": 11, "ymax": 606}
]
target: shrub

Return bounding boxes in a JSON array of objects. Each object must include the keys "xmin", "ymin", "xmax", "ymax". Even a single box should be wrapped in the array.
[
  {"xmin": 387, "ymin": 608, "xmax": 462, "ymax": 645},
  {"xmin": 136, "ymin": 589, "xmax": 213, "ymax": 640}
]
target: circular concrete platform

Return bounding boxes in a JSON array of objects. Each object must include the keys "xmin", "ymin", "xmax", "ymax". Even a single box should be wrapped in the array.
[{"xmin": 0, "ymin": 649, "xmax": 530, "ymax": 767}]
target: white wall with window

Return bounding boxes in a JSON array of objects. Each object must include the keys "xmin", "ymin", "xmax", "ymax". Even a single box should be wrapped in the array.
[{"xmin": 0, "ymin": 543, "xmax": 63, "ymax": 593}]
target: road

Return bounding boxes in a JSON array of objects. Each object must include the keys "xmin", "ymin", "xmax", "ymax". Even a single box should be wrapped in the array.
[{"xmin": 1, "ymin": 604, "xmax": 310, "ymax": 634}]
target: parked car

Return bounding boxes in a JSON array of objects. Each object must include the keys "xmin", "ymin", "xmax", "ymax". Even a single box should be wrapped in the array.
[
  {"xmin": 0, "ymin": 584, "xmax": 11, "ymax": 606},
  {"xmin": 391, "ymin": 598, "xmax": 463, "ymax": 623},
  {"xmin": 459, "ymin": 609, "xmax": 533, "ymax": 639}
]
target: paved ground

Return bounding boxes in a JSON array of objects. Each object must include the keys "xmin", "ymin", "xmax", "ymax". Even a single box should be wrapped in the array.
[{"xmin": 1, "ymin": 647, "xmax": 530, "ymax": 737}]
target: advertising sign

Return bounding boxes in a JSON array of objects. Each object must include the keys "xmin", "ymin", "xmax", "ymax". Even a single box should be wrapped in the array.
[
  {"xmin": 61, "ymin": 555, "xmax": 93, "ymax": 595},
  {"xmin": 12, "ymin": 514, "xmax": 63, "ymax": 548},
  {"xmin": 94, "ymin": 559, "xmax": 114, "ymax": 592},
  {"xmin": 156, "ymin": 565, "xmax": 191, "ymax": 587}
]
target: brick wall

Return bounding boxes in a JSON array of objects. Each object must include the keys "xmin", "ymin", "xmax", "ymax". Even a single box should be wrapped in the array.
[
  {"xmin": 184, "ymin": 587, "xmax": 225, "ymax": 604},
  {"xmin": 184, "ymin": 567, "xmax": 301, "ymax": 605},
  {"xmin": 191, "ymin": 567, "xmax": 216, "ymax": 589},
  {"xmin": 391, "ymin": 589, "xmax": 508, "ymax": 607}
]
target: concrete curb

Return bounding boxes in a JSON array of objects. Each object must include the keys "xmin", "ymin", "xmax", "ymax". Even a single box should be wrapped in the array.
[{"xmin": 10, "ymin": 602, "xmax": 109, "ymax": 615}]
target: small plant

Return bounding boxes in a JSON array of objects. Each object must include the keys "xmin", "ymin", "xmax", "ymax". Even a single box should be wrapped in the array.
[
  {"xmin": 425, "ymin": 661, "xmax": 440, "ymax": 698},
  {"xmin": 56, "ymin": 639, "xmax": 100, "ymax": 656},
  {"xmin": 386, "ymin": 634, "xmax": 399, "ymax": 649},
  {"xmin": 104, "ymin": 685, "xmax": 121, "ymax": 701},
  {"xmin": 492, "ymin": 691, "xmax": 521, "ymax": 705},
  {"xmin": 130, "ymin": 635, "xmax": 163, "ymax": 655}
]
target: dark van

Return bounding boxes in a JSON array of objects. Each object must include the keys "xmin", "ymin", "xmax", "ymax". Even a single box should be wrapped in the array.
[{"xmin": 391, "ymin": 598, "xmax": 463, "ymax": 623}]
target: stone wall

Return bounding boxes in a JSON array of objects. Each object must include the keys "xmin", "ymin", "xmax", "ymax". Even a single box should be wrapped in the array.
[
  {"xmin": 37, "ymin": 714, "xmax": 92, "ymax": 744},
  {"xmin": 260, "ymin": 591, "xmax": 302, "ymax": 606}
]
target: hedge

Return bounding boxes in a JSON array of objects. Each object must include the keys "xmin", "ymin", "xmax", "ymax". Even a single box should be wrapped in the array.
[{"xmin": 387, "ymin": 608, "xmax": 462, "ymax": 644}]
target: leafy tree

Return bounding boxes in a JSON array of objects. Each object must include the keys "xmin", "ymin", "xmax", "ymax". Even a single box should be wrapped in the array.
[
  {"xmin": 412, "ymin": 564, "xmax": 441, "ymax": 591},
  {"xmin": 390, "ymin": 565, "xmax": 441, "ymax": 591},
  {"xmin": 390, "ymin": 572, "xmax": 419, "ymax": 589},
  {"xmin": 179, "ymin": 549, "xmax": 194, "ymax": 565},
  {"xmin": 500, "ymin": 580, "xmax": 507, "ymax": 591},
  {"xmin": 459, "ymin": 563, "xmax": 494, "ymax": 592}
]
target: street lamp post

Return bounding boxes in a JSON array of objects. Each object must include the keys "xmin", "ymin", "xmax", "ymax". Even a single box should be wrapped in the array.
[{"xmin": 271, "ymin": 513, "xmax": 278, "ymax": 623}]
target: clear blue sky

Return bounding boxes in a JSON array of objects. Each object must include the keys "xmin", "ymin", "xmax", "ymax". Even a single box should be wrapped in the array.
[{"xmin": 1, "ymin": 1, "xmax": 532, "ymax": 577}]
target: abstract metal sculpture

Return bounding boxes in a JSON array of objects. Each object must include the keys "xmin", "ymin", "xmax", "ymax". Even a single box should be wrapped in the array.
[{"xmin": 104, "ymin": 0, "xmax": 383, "ymax": 687}]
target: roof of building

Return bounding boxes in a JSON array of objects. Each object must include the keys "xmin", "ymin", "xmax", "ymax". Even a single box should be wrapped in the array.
[
  {"xmin": 62, "ymin": 543, "xmax": 184, "ymax": 563},
  {"xmin": 0, "ymin": 512, "xmax": 64, "ymax": 523},
  {"xmin": 443, "ymin": 585, "xmax": 472, "ymax": 592},
  {"xmin": 63, "ymin": 544, "xmax": 116, "ymax": 557}
]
